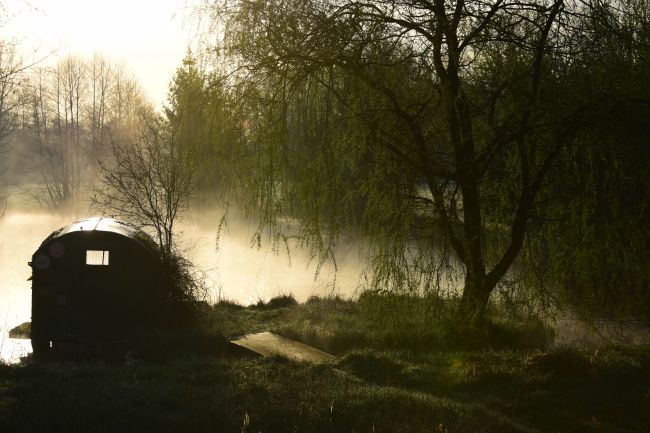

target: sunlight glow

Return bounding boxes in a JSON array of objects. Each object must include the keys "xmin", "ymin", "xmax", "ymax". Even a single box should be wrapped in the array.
[{"xmin": 2, "ymin": 0, "xmax": 195, "ymax": 107}]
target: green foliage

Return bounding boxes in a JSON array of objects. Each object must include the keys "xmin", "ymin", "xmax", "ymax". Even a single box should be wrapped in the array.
[
  {"xmin": 171, "ymin": 0, "xmax": 650, "ymax": 326},
  {"xmin": 253, "ymin": 294, "xmax": 298, "ymax": 310},
  {"xmin": 523, "ymin": 1, "xmax": 650, "ymax": 320},
  {"xmin": 159, "ymin": 251, "xmax": 209, "ymax": 303},
  {"xmin": 192, "ymin": 0, "xmax": 650, "ymax": 326},
  {"xmin": 164, "ymin": 50, "xmax": 245, "ymax": 197},
  {"xmin": 252, "ymin": 294, "xmax": 553, "ymax": 353},
  {"xmin": 192, "ymin": 294, "xmax": 555, "ymax": 354}
]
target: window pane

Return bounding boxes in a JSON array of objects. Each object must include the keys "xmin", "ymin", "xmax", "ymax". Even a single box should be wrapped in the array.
[{"xmin": 86, "ymin": 250, "xmax": 109, "ymax": 265}]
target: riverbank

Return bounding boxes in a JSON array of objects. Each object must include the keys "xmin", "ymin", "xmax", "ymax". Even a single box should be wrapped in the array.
[{"xmin": 1, "ymin": 295, "xmax": 649, "ymax": 432}]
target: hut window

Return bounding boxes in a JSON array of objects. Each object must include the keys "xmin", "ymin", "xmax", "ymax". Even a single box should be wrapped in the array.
[{"xmin": 86, "ymin": 250, "xmax": 110, "ymax": 266}]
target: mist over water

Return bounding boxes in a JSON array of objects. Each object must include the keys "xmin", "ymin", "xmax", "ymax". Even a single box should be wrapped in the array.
[
  {"xmin": 0, "ymin": 212, "xmax": 71, "ymax": 324},
  {"xmin": 0, "ymin": 212, "xmax": 73, "ymax": 363},
  {"xmin": 0, "ymin": 208, "xmax": 364, "ymax": 363},
  {"xmin": 2, "ymin": 208, "xmax": 648, "ymax": 364},
  {"xmin": 178, "ymin": 208, "xmax": 365, "ymax": 304}
]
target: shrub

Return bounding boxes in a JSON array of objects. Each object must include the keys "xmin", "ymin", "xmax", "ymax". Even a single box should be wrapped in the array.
[
  {"xmin": 254, "ymin": 294, "xmax": 297, "ymax": 309},
  {"xmin": 160, "ymin": 250, "xmax": 208, "ymax": 302}
]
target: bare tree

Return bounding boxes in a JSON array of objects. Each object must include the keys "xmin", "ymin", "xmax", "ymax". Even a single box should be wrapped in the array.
[
  {"xmin": 27, "ymin": 67, "xmax": 70, "ymax": 207},
  {"xmin": 88, "ymin": 52, "xmax": 112, "ymax": 160},
  {"xmin": 110, "ymin": 63, "xmax": 148, "ymax": 136},
  {"xmin": 0, "ymin": 39, "xmax": 23, "ymax": 149},
  {"xmin": 59, "ymin": 56, "xmax": 86, "ymax": 195},
  {"xmin": 21, "ymin": 55, "xmax": 150, "ymax": 207},
  {"xmin": 91, "ymin": 114, "xmax": 200, "ymax": 301},
  {"xmin": 0, "ymin": 38, "xmax": 28, "ymax": 214},
  {"xmin": 91, "ymin": 115, "xmax": 194, "ymax": 258}
]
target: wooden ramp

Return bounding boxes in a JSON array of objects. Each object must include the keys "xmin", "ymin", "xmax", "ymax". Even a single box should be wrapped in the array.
[{"xmin": 230, "ymin": 332, "xmax": 336, "ymax": 363}]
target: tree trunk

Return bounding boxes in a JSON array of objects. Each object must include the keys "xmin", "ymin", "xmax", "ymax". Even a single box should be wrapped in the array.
[{"xmin": 458, "ymin": 270, "xmax": 492, "ymax": 326}]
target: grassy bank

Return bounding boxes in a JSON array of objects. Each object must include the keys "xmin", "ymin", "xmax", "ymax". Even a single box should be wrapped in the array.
[
  {"xmin": 1, "ymin": 295, "xmax": 649, "ymax": 432},
  {"xmin": 201, "ymin": 293, "xmax": 553, "ymax": 353}
]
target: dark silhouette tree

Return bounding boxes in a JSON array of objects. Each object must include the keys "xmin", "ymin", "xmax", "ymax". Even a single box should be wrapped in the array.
[
  {"xmin": 537, "ymin": 0, "xmax": 650, "ymax": 320},
  {"xmin": 91, "ymin": 115, "xmax": 194, "ymax": 258}
]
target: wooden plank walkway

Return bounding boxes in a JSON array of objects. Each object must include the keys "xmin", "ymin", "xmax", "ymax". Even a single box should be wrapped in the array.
[{"xmin": 230, "ymin": 332, "xmax": 336, "ymax": 363}]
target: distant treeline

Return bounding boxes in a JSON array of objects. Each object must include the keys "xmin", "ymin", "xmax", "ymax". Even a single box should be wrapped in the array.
[{"xmin": 0, "ymin": 54, "xmax": 151, "ymax": 207}]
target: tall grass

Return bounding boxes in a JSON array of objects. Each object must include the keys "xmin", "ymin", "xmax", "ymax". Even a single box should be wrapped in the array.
[{"xmin": 265, "ymin": 292, "xmax": 554, "ymax": 354}]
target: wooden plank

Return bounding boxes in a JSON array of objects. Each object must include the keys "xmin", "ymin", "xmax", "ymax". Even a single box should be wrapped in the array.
[{"xmin": 230, "ymin": 332, "xmax": 336, "ymax": 363}]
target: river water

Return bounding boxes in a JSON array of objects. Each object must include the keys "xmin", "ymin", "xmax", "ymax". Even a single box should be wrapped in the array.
[{"xmin": 0, "ymin": 209, "xmax": 363, "ymax": 363}]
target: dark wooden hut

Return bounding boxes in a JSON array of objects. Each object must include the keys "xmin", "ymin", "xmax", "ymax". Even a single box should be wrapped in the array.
[{"xmin": 29, "ymin": 217, "xmax": 163, "ymax": 357}]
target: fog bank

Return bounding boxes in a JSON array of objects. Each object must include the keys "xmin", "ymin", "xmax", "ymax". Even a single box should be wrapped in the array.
[{"xmin": 0, "ymin": 209, "xmax": 364, "ymax": 329}]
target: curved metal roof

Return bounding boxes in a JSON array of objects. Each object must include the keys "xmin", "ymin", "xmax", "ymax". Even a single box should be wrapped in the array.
[{"xmin": 42, "ymin": 217, "xmax": 159, "ymax": 254}]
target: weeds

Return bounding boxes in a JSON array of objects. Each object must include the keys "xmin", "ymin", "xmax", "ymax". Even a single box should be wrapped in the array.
[
  {"xmin": 253, "ymin": 293, "xmax": 298, "ymax": 310},
  {"xmin": 263, "ymin": 293, "xmax": 555, "ymax": 354}
]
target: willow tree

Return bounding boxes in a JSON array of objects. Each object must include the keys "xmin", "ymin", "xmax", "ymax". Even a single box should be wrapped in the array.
[
  {"xmin": 199, "ymin": 0, "xmax": 621, "ymax": 324},
  {"xmin": 539, "ymin": 0, "xmax": 650, "ymax": 320}
]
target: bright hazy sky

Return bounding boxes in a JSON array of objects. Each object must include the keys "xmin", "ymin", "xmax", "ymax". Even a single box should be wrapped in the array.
[{"xmin": 2, "ymin": 0, "xmax": 196, "ymax": 108}]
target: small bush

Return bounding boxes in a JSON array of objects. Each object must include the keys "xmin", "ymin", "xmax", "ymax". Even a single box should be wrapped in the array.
[
  {"xmin": 214, "ymin": 299, "xmax": 245, "ymax": 310},
  {"xmin": 254, "ymin": 294, "xmax": 297, "ymax": 309},
  {"xmin": 160, "ymin": 251, "xmax": 208, "ymax": 302}
]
